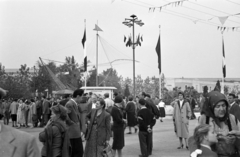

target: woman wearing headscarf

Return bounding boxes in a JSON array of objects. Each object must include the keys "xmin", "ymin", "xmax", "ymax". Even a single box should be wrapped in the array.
[
  {"xmin": 39, "ymin": 105, "xmax": 71, "ymax": 157},
  {"xmin": 84, "ymin": 98, "xmax": 111, "ymax": 157},
  {"xmin": 173, "ymin": 91, "xmax": 192, "ymax": 149},
  {"xmin": 198, "ymin": 91, "xmax": 240, "ymax": 157}
]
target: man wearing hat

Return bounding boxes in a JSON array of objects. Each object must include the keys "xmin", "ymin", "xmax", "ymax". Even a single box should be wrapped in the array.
[{"xmin": 0, "ymin": 87, "xmax": 40, "ymax": 157}]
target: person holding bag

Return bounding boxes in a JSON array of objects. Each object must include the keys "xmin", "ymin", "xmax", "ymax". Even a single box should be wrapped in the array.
[{"xmin": 84, "ymin": 98, "xmax": 111, "ymax": 157}]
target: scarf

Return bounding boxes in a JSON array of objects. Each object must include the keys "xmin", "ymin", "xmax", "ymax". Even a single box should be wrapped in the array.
[{"xmin": 202, "ymin": 91, "xmax": 229, "ymax": 127}]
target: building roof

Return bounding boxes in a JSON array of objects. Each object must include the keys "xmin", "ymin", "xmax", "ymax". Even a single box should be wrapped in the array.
[
  {"xmin": 173, "ymin": 78, "xmax": 240, "ymax": 83},
  {"xmin": 5, "ymin": 69, "xmax": 35, "ymax": 73}
]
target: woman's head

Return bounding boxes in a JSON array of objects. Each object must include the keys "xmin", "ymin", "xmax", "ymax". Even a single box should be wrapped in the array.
[
  {"xmin": 214, "ymin": 100, "xmax": 227, "ymax": 118},
  {"xmin": 96, "ymin": 98, "xmax": 106, "ymax": 110},
  {"xmin": 51, "ymin": 105, "xmax": 68, "ymax": 121},
  {"xmin": 202, "ymin": 91, "xmax": 229, "ymax": 126},
  {"xmin": 194, "ymin": 124, "xmax": 218, "ymax": 148},
  {"xmin": 178, "ymin": 91, "xmax": 184, "ymax": 100}
]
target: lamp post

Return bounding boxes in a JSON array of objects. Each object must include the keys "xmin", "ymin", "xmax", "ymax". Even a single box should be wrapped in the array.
[{"xmin": 122, "ymin": 15, "xmax": 144, "ymax": 97}]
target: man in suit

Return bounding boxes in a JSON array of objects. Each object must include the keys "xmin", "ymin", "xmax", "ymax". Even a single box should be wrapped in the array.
[
  {"xmin": 42, "ymin": 96, "xmax": 51, "ymax": 126},
  {"xmin": 66, "ymin": 89, "xmax": 84, "ymax": 157},
  {"xmin": 228, "ymin": 93, "xmax": 240, "ymax": 121},
  {"xmin": 0, "ymin": 87, "xmax": 40, "ymax": 157}
]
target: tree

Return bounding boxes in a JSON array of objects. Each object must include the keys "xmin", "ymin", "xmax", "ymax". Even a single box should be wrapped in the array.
[{"xmin": 124, "ymin": 84, "xmax": 131, "ymax": 98}]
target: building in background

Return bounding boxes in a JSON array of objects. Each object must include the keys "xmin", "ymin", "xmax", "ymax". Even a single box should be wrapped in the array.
[{"xmin": 165, "ymin": 78, "xmax": 240, "ymax": 94}]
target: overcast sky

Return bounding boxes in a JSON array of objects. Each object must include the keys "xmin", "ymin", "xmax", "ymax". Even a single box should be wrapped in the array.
[{"xmin": 1, "ymin": 0, "xmax": 240, "ymax": 79}]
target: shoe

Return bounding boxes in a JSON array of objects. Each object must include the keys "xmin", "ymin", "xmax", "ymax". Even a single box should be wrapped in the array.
[
  {"xmin": 186, "ymin": 146, "xmax": 189, "ymax": 149},
  {"xmin": 160, "ymin": 120, "xmax": 163, "ymax": 122},
  {"xmin": 126, "ymin": 132, "xmax": 132, "ymax": 134},
  {"xmin": 135, "ymin": 128, "xmax": 138, "ymax": 133},
  {"xmin": 177, "ymin": 144, "xmax": 183, "ymax": 149}
]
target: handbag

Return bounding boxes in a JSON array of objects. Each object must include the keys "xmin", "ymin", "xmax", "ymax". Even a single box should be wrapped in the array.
[{"xmin": 102, "ymin": 144, "xmax": 114, "ymax": 157}]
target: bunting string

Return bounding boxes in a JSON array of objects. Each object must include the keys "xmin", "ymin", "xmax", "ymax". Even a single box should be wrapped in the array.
[
  {"xmin": 149, "ymin": 0, "xmax": 188, "ymax": 12},
  {"xmin": 122, "ymin": 0, "xmax": 240, "ymax": 33}
]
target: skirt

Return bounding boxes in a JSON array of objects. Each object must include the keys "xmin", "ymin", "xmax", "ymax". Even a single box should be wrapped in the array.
[
  {"xmin": 126, "ymin": 112, "xmax": 137, "ymax": 127},
  {"xmin": 84, "ymin": 124, "xmax": 104, "ymax": 157},
  {"xmin": 112, "ymin": 125, "xmax": 125, "ymax": 150},
  {"xmin": 159, "ymin": 107, "xmax": 166, "ymax": 118}
]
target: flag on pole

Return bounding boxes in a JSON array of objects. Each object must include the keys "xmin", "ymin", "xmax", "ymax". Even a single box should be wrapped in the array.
[
  {"xmin": 155, "ymin": 35, "xmax": 161, "ymax": 74},
  {"xmin": 82, "ymin": 21, "xmax": 87, "ymax": 72},
  {"xmin": 222, "ymin": 36, "xmax": 226, "ymax": 78}
]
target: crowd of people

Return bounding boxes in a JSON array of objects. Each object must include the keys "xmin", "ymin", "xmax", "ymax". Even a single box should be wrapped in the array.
[{"xmin": 1, "ymin": 86, "xmax": 240, "ymax": 157}]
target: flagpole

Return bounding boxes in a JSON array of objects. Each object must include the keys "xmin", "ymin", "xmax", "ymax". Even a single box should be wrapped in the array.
[
  {"xmin": 159, "ymin": 25, "xmax": 162, "ymax": 99},
  {"xmin": 221, "ymin": 32, "xmax": 225, "ymax": 94},
  {"xmin": 84, "ymin": 19, "xmax": 87, "ymax": 88},
  {"xmin": 96, "ymin": 21, "xmax": 99, "ymax": 86}
]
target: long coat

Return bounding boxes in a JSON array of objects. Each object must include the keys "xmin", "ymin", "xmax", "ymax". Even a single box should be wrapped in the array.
[
  {"xmin": 173, "ymin": 100, "xmax": 192, "ymax": 138},
  {"xmin": 85, "ymin": 109, "xmax": 111, "ymax": 146}
]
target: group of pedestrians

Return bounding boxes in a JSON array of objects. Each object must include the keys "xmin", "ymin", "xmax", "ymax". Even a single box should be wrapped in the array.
[{"xmin": 0, "ymin": 97, "xmax": 57, "ymax": 129}]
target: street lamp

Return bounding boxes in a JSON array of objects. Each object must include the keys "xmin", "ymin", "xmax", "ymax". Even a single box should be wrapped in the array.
[{"xmin": 122, "ymin": 14, "xmax": 144, "ymax": 97}]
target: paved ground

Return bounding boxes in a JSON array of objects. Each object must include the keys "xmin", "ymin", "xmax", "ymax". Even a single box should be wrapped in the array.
[{"xmin": 14, "ymin": 114, "xmax": 200, "ymax": 157}]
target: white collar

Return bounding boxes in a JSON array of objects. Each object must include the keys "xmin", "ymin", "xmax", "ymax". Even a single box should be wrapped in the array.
[
  {"xmin": 141, "ymin": 106, "xmax": 147, "ymax": 109},
  {"xmin": 71, "ymin": 98, "xmax": 77, "ymax": 105},
  {"xmin": 200, "ymin": 144, "xmax": 211, "ymax": 150},
  {"xmin": 230, "ymin": 102, "xmax": 235, "ymax": 107}
]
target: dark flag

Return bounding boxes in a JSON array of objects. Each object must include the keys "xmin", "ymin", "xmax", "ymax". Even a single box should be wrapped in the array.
[
  {"xmin": 82, "ymin": 23, "xmax": 87, "ymax": 72},
  {"xmin": 222, "ymin": 37, "xmax": 226, "ymax": 78},
  {"xmin": 155, "ymin": 35, "xmax": 161, "ymax": 74}
]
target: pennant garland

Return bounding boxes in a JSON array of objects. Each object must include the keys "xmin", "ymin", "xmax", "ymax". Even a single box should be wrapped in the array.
[
  {"xmin": 218, "ymin": 16, "xmax": 228, "ymax": 25},
  {"xmin": 149, "ymin": 0, "xmax": 188, "ymax": 12},
  {"xmin": 208, "ymin": 12, "xmax": 240, "ymax": 25},
  {"xmin": 217, "ymin": 26, "xmax": 240, "ymax": 32}
]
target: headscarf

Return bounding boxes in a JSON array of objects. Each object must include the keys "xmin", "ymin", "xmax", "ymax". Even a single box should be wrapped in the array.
[{"xmin": 202, "ymin": 91, "xmax": 229, "ymax": 127}]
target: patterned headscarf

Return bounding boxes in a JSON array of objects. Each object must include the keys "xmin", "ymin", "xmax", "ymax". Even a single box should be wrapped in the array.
[{"xmin": 202, "ymin": 91, "xmax": 229, "ymax": 127}]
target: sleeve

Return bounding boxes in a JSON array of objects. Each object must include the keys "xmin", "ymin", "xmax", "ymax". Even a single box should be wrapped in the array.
[
  {"xmin": 65, "ymin": 102, "xmax": 73, "ymax": 114},
  {"xmin": 27, "ymin": 136, "xmax": 41, "ymax": 157},
  {"xmin": 198, "ymin": 115, "xmax": 206, "ymax": 125},
  {"xmin": 39, "ymin": 129, "xmax": 47, "ymax": 142},
  {"xmin": 172, "ymin": 103, "xmax": 176, "ymax": 121},
  {"xmin": 186, "ymin": 102, "xmax": 192, "ymax": 119},
  {"xmin": 105, "ymin": 114, "xmax": 111, "ymax": 141},
  {"xmin": 111, "ymin": 108, "xmax": 124, "ymax": 124},
  {"xmin": 52, "ymin": 126, "xmax": 61, "ymax": 138},
  {"xmin": 65, "ymin": 102, "xmax": 75, "ymax": 125},
  {"xmin": 150, "ymin": 112, "xmax": 156, "ymax": 128},
  {"xmin": 125, "ymin": 103, "xmax": 130, "ymax": 112}
]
